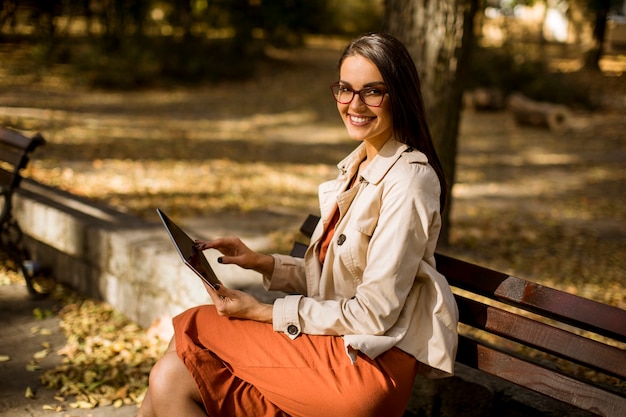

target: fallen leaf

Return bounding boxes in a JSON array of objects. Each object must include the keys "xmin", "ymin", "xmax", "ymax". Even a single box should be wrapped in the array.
[
  {"xmin": 33, "ymin": 348, "xmax": 50, "ymax": 360},
  {"xmin": 0, "ymin": 355, "xmax": 10, "ymax": 362},
  {"xmin": 33, "ymin": 307, "xmax": 54, "ymax": 320},
  {"xmin": 25, "ymin": 386, "xmax": 36, "ymax": 399},
  {"xmin": 26, "ymin": 362, "xmax": 42, "ymax": 372},
  {"xmin": 70, "ymin": 400, "xmax": 95, "ymax": 409}
]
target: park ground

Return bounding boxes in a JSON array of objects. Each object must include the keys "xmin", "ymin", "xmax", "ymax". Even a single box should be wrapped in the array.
[{"xmin": 0, "ymin": 38, "xmax": 625, "ymax": 414}]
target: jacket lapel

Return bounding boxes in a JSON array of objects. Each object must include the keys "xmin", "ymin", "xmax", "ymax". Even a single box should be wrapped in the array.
[{"xmin": 359, "ymin": 139, "xmax": 428, "ymax": 186}]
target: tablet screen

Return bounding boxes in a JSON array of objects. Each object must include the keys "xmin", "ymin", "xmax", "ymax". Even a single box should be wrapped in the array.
[{"xmin": 157, "ymin": 208, "xmax": 221, "ymax": 289}]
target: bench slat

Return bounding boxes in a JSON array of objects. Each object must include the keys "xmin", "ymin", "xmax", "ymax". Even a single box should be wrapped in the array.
[
  {"xmin": 299, "ymin": 214, "xmax": 320, "ymax": 237},
  {"xmin": 436, "ymin": 253, "xmax": 626, "ymax": 342},
  {"xmin": 456, "ymin": 295, "xmax": 626, "ymax": 379},
  {"xmin": 0, "ymin": 128, "xmax": 45, "ymax": 192},
  {"xmin": 0, "ymin": 147, "xmax": 27, "ymax": 167},
  {"xmin": 456, "ymin": 336, "xmax": 626, "ymax": 417},
  {"xmin": 0, "ymin": 169, "xmax": 19, "ymax": 189},
  {"xmin": 290, "ymin": 242, "xmax": 308, "ymax": 258},
  {"xmin": 0, "ymin": 127, "xmax": 44, "ymax": 152}
]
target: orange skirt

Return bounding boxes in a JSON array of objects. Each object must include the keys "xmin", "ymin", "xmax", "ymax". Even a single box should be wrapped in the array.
[{"xmin": 174, "ymin": 305, "xmax": 418, "ymax": 417}]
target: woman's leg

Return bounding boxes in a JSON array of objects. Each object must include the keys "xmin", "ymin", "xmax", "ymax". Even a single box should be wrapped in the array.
[{"xmin": 137, "ymin": 338, "xmax": 206, "ymax": 417}]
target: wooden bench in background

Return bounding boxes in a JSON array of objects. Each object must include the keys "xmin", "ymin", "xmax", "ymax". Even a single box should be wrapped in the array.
[
  {"xmin": 292, "ymin": 214, "xmax": 626, "ymax": 417},
  {"xmin": 0, "ymin": 126, "xmax": 47, "ymax": 297}
]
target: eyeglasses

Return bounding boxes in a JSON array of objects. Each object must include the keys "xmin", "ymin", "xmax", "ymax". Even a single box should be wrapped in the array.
[{"xmin": 330, "ymin": 82, "xmax": 388, "ymax": 107}]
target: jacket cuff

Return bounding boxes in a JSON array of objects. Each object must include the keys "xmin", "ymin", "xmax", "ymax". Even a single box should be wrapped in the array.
[{"xmin": 273, "ymin": 295, "xmax": 303, "ymax": 339}]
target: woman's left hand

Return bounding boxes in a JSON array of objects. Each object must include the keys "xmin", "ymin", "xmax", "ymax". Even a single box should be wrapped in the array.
[{"xmin": 206, "ymin": 283, "xmax": 273, "ymax": 324}]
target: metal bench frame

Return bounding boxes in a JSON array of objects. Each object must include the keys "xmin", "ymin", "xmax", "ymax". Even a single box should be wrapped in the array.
[{"xmin": 0, "ymin": 126, "xmax": 46, "ymax": 297}]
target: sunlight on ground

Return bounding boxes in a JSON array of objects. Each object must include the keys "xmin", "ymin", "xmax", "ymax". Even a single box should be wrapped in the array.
[
  {"xmin": 600, "ymin": 54, "xmax": 626, "ymax": 75},
  {"xmin": 31, "ymin": 159, "xmax": 334, "ymax": 219}
]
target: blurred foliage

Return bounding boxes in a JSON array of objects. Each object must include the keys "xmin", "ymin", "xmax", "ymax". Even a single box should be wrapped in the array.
[
  {"xmin": 521, "ymin": 70, "xmax": 597, "ymax": 108},
  {"xmin": 468, "ymin": 45, "xmax": 601, "ymax": 109},
  {"xmin": 0, "ymin": 0, "xmax": 383, "ymax": 88},
  {"xmin": 29, "ymin": 36, "xmax": 264, "ymax": 88}
]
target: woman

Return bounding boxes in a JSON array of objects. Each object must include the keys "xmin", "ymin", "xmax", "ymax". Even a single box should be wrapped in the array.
[{"xmin": 138, "ymin": 32, "xmax": 458, "ymax": 417}]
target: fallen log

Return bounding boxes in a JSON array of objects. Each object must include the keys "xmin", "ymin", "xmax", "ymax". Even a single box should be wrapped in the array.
[{"xmin": 508, "ymin": 93, "xmax": 571, "ymax": 132}]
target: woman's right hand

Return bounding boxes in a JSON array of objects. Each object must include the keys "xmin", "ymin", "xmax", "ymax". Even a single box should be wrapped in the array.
[{"xmin": 195, "ymin": 236, "xmax": 274, "ymax": 276}]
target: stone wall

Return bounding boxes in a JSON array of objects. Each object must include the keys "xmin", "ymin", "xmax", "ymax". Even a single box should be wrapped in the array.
[{"xmin": 14, "ymin": 179, "xmax": 272, "ymax": 330}]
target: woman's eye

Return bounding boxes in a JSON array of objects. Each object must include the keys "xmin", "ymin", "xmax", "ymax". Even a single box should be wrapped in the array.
[{"xmin": 364, "ymin": 88, "xmax": 384, "ymax": 96}]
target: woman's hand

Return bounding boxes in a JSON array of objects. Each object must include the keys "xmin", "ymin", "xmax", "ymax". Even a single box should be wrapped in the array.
[
  {"xmin": 195, "ymin": 235, "xmax": 274, "ymax": 323},
  {"xmin": 195, "ymin": 236, "xmax": 274, "ymax": 276},
  {"xmin": 206, "ymin": 283, "xmax": 273, "ymax": 323}
]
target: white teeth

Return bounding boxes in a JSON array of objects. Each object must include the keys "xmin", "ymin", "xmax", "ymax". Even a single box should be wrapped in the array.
[{"xmin": 351, "ymin": 115, "xmax": 371, "ymax": 123}]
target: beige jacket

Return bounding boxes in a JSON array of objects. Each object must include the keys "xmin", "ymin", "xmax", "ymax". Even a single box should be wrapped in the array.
[{"xmin": 264, "ymin": 139, "xmax": 458, "ymax": 377}]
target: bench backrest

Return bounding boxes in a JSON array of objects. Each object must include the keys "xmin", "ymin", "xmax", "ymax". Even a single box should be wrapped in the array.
[
  {"xmin": 0, "ymin": 127, "xmax": 46, "ymax": 224},
  {"xmin": 435, "ymin": 252, "xmax": 626, "ymax": 417}
]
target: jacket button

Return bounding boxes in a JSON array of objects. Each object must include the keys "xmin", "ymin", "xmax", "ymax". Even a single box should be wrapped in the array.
[
  {"xmin": 287, "ymin": 324, "xmax": 298, "ymax": 335},
  {"xmin": 337, "ymin": 234, "xmax": 346, "ymax": 245}
]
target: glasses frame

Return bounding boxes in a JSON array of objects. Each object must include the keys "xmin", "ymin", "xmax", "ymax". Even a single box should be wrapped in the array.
[{"xmin": 330, "ymin": 82, "xmax": 388, "ymax": 108}]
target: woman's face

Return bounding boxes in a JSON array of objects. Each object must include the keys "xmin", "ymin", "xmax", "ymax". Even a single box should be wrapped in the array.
[{"xmin": 337, "ymin": 55, "xmax": 393, "ymax": 150}]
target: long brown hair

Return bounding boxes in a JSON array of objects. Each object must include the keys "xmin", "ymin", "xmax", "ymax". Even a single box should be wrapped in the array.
[{"xmin": 337, "ymin": 32, "xmax": 447, "ymax": 211}]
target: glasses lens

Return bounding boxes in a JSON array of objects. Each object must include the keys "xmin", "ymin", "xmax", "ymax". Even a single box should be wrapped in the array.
[
  {"xmin": 361, "ymin": 88, "xmax": 386, "ymax": 107},
  {"xmin": 331, "ymin": 84, "xmax": 353, "ymax": 104}
]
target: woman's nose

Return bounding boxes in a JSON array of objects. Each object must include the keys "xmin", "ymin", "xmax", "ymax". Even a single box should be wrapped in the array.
[{"xmin": 349, "ymin": 93, "xmax": 367, "ymax": 110}]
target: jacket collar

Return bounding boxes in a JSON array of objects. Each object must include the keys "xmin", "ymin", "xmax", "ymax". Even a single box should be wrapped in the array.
[{"xmin": 337, "ymin": 139, "xmax": 429, "ymax": 186}]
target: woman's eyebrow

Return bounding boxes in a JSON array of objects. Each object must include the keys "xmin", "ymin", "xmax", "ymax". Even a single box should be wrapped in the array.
[{"xmin": 338, "ymin": 80, "xmax": 386, "ymax": 87}]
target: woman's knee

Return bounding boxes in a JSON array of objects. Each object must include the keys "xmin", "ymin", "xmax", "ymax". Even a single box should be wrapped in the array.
[
  {"xmin": 148, "ymin": 351, "xmax": 184, "ymax": 394},
  {"xmin": 148, "ymin": 337, "xmax": 178, "ymax": 388},
  {"xmin": 149, "ymin": 350, "xmax": 202, "ymax": 402},
  {"xmin": 144, "ymin": 350, "xmax": 207, "ymax": 416}
]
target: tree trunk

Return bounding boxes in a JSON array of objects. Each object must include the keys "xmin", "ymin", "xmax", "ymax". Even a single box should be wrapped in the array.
[
  {"xmin": 585, "ymin": 0, "xmax": 611, "ymax": 70},
  {"xmin": 383, "ymin": 0, "xmax": 478, "ymax": 245}
]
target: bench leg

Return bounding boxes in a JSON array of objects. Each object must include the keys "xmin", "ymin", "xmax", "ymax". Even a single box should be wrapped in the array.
[
  {"xmin": 19, "ymin": 257, "xmax": 48, "ymax": 299},
  {"xmin": 1, "ymin": 220, "xmax": 52, "ymax": 299}
]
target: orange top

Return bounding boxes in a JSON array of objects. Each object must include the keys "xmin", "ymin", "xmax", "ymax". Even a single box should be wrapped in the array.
[
  {"xmin": 318, "ymin": 172, "xmax": 361, "ymax": 264},
  {"xmin": 318, "ymin": 208, "xmax": 339, "ymax": 264}
]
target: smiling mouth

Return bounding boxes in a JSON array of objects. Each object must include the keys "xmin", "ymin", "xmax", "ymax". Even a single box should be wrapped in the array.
[{"xmin": 349, "ymin": 115, "xmax": 375, "ymax": 124}]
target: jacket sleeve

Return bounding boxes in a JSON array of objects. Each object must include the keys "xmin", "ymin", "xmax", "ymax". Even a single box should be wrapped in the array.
[
  {"xmin": 262, "ymin": 254, "xmax": 308, "ymax": 295},
  {"xmin": 296, "ymin": 162, "xmax": 442, "ymax": 337}
]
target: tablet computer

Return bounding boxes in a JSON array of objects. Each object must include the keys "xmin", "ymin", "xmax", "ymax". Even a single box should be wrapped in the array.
[{"xmin": 157, "ymin": 208, "xmax": 221, "ymax": 290}]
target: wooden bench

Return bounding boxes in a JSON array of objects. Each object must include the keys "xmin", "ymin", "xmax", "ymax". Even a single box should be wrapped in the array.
[
  {"xmin": 292, "ymin": 214, "xmax": 626, "ymax": 416},
  {"xmin": 0, "ymin": 126, "xmax": 47, "ymax": 297}
]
